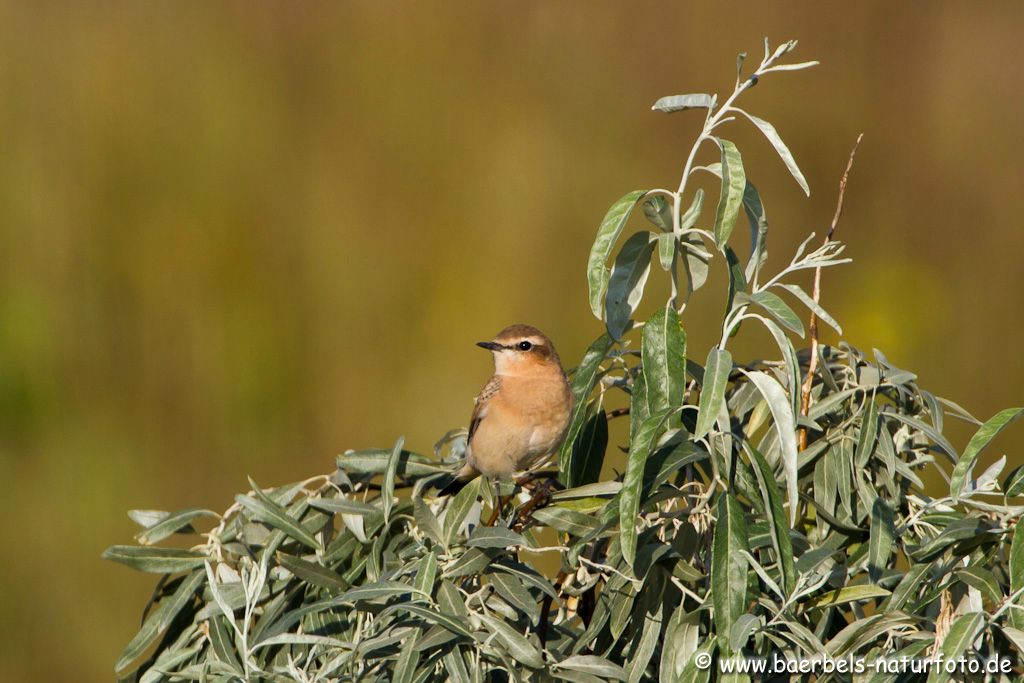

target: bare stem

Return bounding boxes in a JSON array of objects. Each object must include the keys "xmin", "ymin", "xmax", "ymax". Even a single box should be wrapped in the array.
[{"xmin": 798, "ymin": 133, "xmax": 864, "ymax": 451}]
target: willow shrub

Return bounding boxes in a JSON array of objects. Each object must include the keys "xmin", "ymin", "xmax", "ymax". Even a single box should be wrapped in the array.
[{"xmin": 106, "ymin": 40, "xmax": 1024, "ymax": 682}]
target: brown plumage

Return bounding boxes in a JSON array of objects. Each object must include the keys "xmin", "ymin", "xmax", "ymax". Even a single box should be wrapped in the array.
[{"xmin": 439, "ymin": 324, "xmax": 573, "ymax": 495}]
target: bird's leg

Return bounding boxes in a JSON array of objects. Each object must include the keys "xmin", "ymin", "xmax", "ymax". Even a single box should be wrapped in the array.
[{"xmin": 513, "ymin": 478, "xmax": 556, "ymax": 530}]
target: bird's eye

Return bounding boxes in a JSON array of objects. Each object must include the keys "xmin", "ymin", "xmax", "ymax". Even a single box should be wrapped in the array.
[{"xmin": 517, "ymin": 340, "xmax": 533, "ymax": 351}]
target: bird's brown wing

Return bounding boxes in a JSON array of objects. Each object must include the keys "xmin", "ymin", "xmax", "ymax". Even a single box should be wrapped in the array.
[{"xmin": 468, "ymin": 375, "xmax": 502, "ymax": 446}]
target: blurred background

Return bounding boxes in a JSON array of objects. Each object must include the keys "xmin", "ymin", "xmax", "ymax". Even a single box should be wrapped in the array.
[{"xmin": 1, "ymin": 2, "xmax": 1022, "ymax": 680}]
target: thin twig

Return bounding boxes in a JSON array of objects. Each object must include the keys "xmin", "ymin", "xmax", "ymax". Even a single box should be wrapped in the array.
[{"xmin": 799, "ymin": 133, "xmax": 864, "ymax": 451}]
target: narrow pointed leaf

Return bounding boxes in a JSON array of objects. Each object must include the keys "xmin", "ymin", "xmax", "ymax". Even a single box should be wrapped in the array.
[
  {"xmin": 740, "ymin": 370, "xmax": 799, "ymax": 525},
  {"xmin": 746, "ymin": 444, "xmax": 795, "ymax": 595},
  {"xmin": 712, "ymin": 493, "xmax": 750, "ymax": 655},
  {"xmin": 115, "ymin": 571, "xmax": 204, "ymax": 674},
  {"xmin": 605, "ymin": 231, "xmax": 656, "ymax": 339},
  {"xmin": 652, "ymin": 93, "xmax": 714, "ymax": 113},
  {"xmin": 747, "ymin": 290, "xmax": 804, "ymax": 337},
  {"xmin": 695, "ymin": 348, "xmax": 731, "ymax": 439},
  {"xmin": 568, "ymin": 410, "xmax": 609, "ymax": 488},
  {"xmin": 620, "ymin": 410, "xmax": 671, "ymax": 567},
  {"xmin": 133, "ymin": 508, "xmax": 216, "ymax": 545},
  {"xmin": 641, "ymin": 304, "xmax": 686, "ymax": 416},
  {"xmin": 950, "ymin": 407, "xmax": 1023, "ymax": 498},
  {"xmin": 928, "ymin": 612, "xmax": 985, "ymax": 683},
  {"xmin": 737, "ymin": 110, "xmax": 809, "ymax": 195},
  {"xmin": 560, "ymin": 333, "xmax": 614, "ymax": 483},
  {"xmin": 478, "ymin": 613, "xmax": 544, "ymax": 668},
  {"xmin": 102, "ymin": 546, "xmax": 208, "ymax": 574},
  {"xmin": 587, "ymin": 190, "xmax": 647, "ymax": 318},
  {"xmin": 868, "ymin": 498, "xmax": 895, "ymax": 584},
  {"xmin": 235, "ymin": 492, "xmax": 321, "ymax": 550},
  {"xmin": 383, "ymin": 436, "xmax": 404, "ymax": 523},
  {"xmin": 712, "ymin": 139, "xmax": 745, "ymax": 249}
]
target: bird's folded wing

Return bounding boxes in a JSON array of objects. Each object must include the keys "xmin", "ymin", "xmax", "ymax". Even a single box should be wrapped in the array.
[{"xmin": 468, "ymin": 375, "xmax": 502, "ymax": 444}]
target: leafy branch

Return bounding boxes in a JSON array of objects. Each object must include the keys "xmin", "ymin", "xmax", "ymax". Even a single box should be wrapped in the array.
[{"xmin": 105, "ymin": 39, "xmax": 1024, "ymax": 683}]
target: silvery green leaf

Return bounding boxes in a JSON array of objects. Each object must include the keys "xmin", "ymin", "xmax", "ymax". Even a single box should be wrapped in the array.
[
  {"xmin": 411, "ymin": 497, "xmax": 444, "ymax": 544},
  {"xmin": 881, "ymin": 564, "xmax": 929, "ymax": 612},
  {"xmin": 929, "ymin": 612, "xmax": 985, "ymax": 683},
  {"xmin": 642, "ymin": 195, "xmax": 673, "ymax": 231},
  {"xmin": 712, "ymin": 139, "xmax": 745, "ymax": 249},
  {"xmin": 619, "ymin": 410, "xmax": 671, "ymax": 568},
  {"xmin": 805, "ymin": 585, "xmax": 890, "ymax": 611},
  {"xmin": 587, "ymin": 190, "xmax": 647, "ymax": 318},
  {"xmin": 729, "ymin": 613, "xmax": 760, "ymax": 653},
  {"xmin": 443, "ymin": 646, "xmax": 473, "ymax": 683},
  {"xmin": 695, "ymin": 348, "xmax": 731, "ymax": 439},
  {"xmin": 532, "ymin": 507, "xmax": 602, "ymax": 537},
  {"xmin": 128, "ymin": 509, "xmax": 171, "ymax": 529},
  {"xmin": 681, "ymin": 231, "xmax": 710, "ymax": 294},
  {"xmin": 308, "ymin": 497, "xmax": 379, "ymax": 516},
  {"xmin": 489, "ymin": 572, "xmax": 539, "ymax": 623},
  {"xmin": 236, "ymin": 489, "xmax": 321, "ymax": 550},
  {"xmin": 567, "ymin": 409, "xmax": 609, "ymax": 489},
  {"xmin": 657, "ymin": 231, "xmax": 675, "ymax": 271},
  {"xmin": 551, "ymin": 481, "xmax": 621, "ymax": 500},
  {"xmin": 413, "ymin": 550, "xmax": 438, "ymax": 598},
  {"xmin": 102, "ymin": 545, "xmax": 207, "ymax": 574},
  {"xmin": 868, "ymin": 498, "xmax": 895, "ymax": 584},
  {"xmin": 776, "ymin": 283, "xmax": 842, "ymax": 335},
  {"xmin": 679, "ymin": 188, "xmax": 705, "ymax": 235},
  {"xmin": 711, "ymin": 493, "xmax": 750, "ymax": 655},
  {"xmin": 385, "ymin": 601, "xmax": 473, "ymax": 639},
  {"xmin": 115, "ymin": 571, "xmax": 204, "ymax": 674},
  {"xmin": 1004, "ymin": 465, "xmax": 1024, "ymax": 497},
  {"xmin": 950, "ymin": 407, "xmax": 1023, "ymax": 498},
  {"xmin": 559, "ymin": 333, "xmax": 614, "ymax": 483},
  {"xmin": 1010, "ymin": 518, "xmax": 1024, "ymax": 630},
  {"xmin": 278, "ymin": 552, "xmax": 347, "ymax": 592},
  {"xmin": 557, "ymin": 655, "xmax": 627, "ymax": 680},
  {"xmin": 744, "ymin": 314, "xmax": 800, "ymax": 419},
  {"xmin": 742, "ymin": 181, "xmax": 768, "ymax": 283},
  {"xmin": 336, "ymin": 448, "xmax": 445, "ymax": 477},
  {"xmin": 339, "ymin": 580, "xmax": 419, "ymax": 604},
  {"xmin": 133, "ymin": 507, "xmax": 217, "ymax": 545},
  {"xmin": 740, "ymin": 369, "xmax": 799, "ymax": 526},
  {"xmin": 736, "ymin": 109, "xmax": 809, "ymax": 196},
  {"xmin": 478, "ymin": 613, "xmax": 544, "ymax": 668},
  {"xmin": 393, "ymin": 630, "xmax": 420, "ymax": 683},
  {"xmin": 765, "ymin": 60, "xmax": 820, "ymax": 72},
  {"xmin": 466, "ymin": 524, "xmax": 524, "ymax": 548},
  {"xmin": 651, "ymin": 93, "xmax": 714, "ymax": 113},
  {"xmin": 856, "ymin": 394, "xmax": 879, "ymax": 468},
  {"xmin": 641, "ymin": 304, "xmax": 686, "ymax": 416},
  {"xmin": 627, "ymin": 601, "xmax": 664, "ymax": 683},
  {"xmin": 604, "ymin": 231, "xmax": 656, "ymax": 340},
  {"xmin": 747, "ymin": 290, "xmax": 804, "ymax": 337},
  {"xmin": 1000, "ymin": 625, "xmax": 1024, "ymax": 656},
  {"xmin": 745, "ymin": 443, "xmax": 795, "ymax": 595},
  {"xmin": 383, "ymin": 436, "xmax": 405, "ymax": 523},
  {"xmin": 956, "ymin": 566, "xmax": 1001, "ymax": 604},
  {"xmin": 443, "ymin": 476, "xmax": 480, "ymax": 546},
  {"xmin": 974, "ymin": 454, "xmax": 1006, "ymax": 492}
]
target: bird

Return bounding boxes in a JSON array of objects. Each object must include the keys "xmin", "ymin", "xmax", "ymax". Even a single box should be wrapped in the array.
[{"xmin": 438, "ymin": 324, "xmax": 574, "ymax": 497}]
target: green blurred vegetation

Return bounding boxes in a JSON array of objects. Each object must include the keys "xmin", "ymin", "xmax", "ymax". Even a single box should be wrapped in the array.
[{"xmin": 0, "ymin": 2, "xmax": 1021, "ymax": 681}]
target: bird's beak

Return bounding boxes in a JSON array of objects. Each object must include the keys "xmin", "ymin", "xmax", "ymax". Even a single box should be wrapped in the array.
[{"xmin": 476, "ymin": 341, "xmax": 503, "ymax": 351}]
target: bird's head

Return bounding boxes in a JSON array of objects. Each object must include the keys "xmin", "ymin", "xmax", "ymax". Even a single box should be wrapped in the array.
[{"xmin": 476, "ymin": 324, "xmax": 561, "ymax": 375}]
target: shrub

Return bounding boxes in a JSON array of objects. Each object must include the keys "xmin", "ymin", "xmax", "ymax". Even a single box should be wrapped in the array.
[{"xmin": 106, "ymin": 39, "xmax": 1024, "ymax": 682}]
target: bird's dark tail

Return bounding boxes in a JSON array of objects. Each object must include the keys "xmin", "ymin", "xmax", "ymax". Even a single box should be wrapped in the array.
[{"xmin": 436, "ymin": 476, "xmax": 468, "ymax": 497}]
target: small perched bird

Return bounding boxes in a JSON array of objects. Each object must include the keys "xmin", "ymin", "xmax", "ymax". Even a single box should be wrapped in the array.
[{"xmin": 439, "ymin": 324, "xmax": 573, "ymax": 496}]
